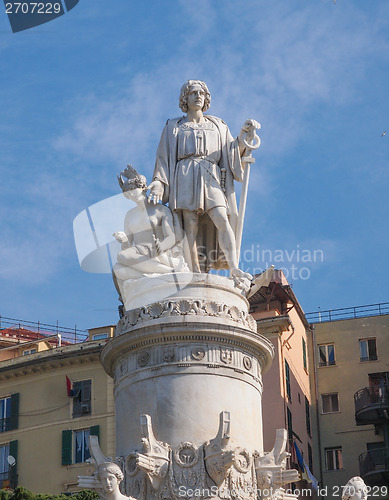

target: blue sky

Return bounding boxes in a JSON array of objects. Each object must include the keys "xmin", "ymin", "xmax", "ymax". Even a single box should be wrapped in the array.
[{"xmin": 1, "ymin": 0, "xmax": 388, "ymax": 331}]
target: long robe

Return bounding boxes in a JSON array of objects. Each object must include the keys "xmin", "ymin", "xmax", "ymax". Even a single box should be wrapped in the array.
[{"xmin": 152, "ymin": 115, "xmax": 243, "ymax": 271}]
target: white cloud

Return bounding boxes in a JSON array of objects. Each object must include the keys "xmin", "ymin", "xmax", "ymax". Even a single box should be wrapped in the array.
[{"xmin": 54, "ymin": 1, "xmax": 388, "ymax": 178}]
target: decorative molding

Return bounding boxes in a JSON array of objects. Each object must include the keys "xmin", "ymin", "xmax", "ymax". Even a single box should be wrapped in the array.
[
  {"xmin": 80, "ymin": 414, "xmax": 299, "ymax": 500},
  {"xmin": 191, "ymin": 346, "xmax": 205, "ymax": 360},
  {"xmin": 117, "ymin": 299, "xmax": 258, "ymax": 335},
  {"xmin": 113, "ymin": 343, "xmax": 261, "ymax": 386}
]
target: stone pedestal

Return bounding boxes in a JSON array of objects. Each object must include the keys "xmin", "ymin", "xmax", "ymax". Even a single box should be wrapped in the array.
[{"xmin": 100, "ymin": 274, "xmax": 276, "ymax": 498}]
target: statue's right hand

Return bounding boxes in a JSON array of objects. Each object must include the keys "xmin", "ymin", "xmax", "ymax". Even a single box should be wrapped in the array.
[
  {"xmin": 113, "ymin": 231, "xmax": 128, "ymax": 243},
  {"xmin": 147, "ymin": 180, "xmax": 164, "ymax": 204}
]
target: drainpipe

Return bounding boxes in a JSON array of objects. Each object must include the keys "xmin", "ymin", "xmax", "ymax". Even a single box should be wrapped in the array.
[{"xmin": 311, "ymin": 324, "xmax": 324, "ymax": 487}]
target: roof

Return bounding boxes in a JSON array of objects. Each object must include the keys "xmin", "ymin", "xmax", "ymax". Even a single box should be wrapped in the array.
[
  {"xmin": 248, "ymin": 267, "xmax": 310, "ymax": 329},
  {"xmin": 0, "ymin": 327, "xmax": 69, "ymax": 347}
]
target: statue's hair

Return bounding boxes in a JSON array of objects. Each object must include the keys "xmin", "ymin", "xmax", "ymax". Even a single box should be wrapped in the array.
[
  {"xmin": 96, "ymin": 462, "xmax": 124, "ymax": 482},
  {"xmin": 117, "ymin": 164, "xmax": 147, "ymax": 192},
  {"xmin": 179, "ymin": 80, "xmax": 211, "ymax": 113},
  {"xmin": 341, "ymin": 477, "xmax": 367, "ymax": 500}
]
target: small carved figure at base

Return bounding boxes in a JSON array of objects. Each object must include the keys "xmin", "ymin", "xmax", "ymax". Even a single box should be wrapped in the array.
[
  {"xmin": 342, "ymin": 477, "xmax": 368, "ymax": 500},
  {"xmin": 96, "ymin": 462, "xmax": 135, "ymax": 500}
]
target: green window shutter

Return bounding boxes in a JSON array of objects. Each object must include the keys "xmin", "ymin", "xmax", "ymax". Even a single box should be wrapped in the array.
[
  {"xmin": 9, "ymin": 393, "xmax": 20, "ymax": 430},
  {"xmin": 62, "ymin": 430, "xmax": 72, "ymax": 465},
  {"xmin": 90, "ymin": 425, "xmax": 100, "ymax": 439},
  {"xmin": 9, "ymin": 440, "xmax": 18, "ymax": 488},
  {"xmin": 302, "ymin": 338, "xmax": 307, "ymax": 371}
]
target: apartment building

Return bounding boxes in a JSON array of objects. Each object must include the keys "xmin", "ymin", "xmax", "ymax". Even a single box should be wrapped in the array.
[
  {"xmin": 0, "ymin": 322, "xmax": 115, "ymax": 494},
  {"xmin": 307, "ymin": 304, "xmax": 389, "ymax": 495}
]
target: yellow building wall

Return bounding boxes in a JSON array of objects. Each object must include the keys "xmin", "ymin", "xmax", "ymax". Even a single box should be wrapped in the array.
[
  {"xmin": 311, "ymin": 314, "xmax": 389, "ymax": 491},
  {"xmin": 0, "ymin": 341, "xmax": 115, "ymax": 494}
]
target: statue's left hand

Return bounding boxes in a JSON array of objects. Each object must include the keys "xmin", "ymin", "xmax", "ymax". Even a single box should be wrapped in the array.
[{"xmin": 147, "ymin": 180, "xmax": 164, "ymax": 204}]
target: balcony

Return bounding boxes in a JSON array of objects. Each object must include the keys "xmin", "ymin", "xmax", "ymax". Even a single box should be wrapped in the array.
[
  {"xmin": 359, "ymin": 448, "xmax": 389, "ymax": 486},
  {"xmin": 0, "ymin": 470, "xmax": 17, "ymax": 489},
  {"xmin": 354, "ymin": 387, "xmax": 389, "ymax": 425}
]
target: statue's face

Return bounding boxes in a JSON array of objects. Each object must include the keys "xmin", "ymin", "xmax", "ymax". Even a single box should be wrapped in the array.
[
  {"xmin": 350, "ymin": 482, "xmax": 367, "ymax": 500},
  {"xmin": 100, "ymin": 471, "xmax": 119, "ymax": 493},
  {"xmin": 187, "ymin": 83, "xmax": 205, "ymax": 112},
  {"xmin": 123, "ymin": 187, "xmax": 145, "ymax": 203}
]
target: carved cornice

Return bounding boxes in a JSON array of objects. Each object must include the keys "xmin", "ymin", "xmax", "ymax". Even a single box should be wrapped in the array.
[
  {"xmin": 117, "ymin": 299, "xmax": 258, "ymax": 335},
  {"xmin": 101, "ymin": 319, "xmax": 274, "ymax": 378}
]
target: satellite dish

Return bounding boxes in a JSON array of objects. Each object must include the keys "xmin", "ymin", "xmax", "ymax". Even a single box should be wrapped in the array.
[{"xmin": 7, "ymin": 455, "xmax": 16, "ymax": 467}]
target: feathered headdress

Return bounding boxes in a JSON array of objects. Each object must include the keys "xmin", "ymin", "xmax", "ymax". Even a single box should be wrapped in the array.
[{"xmin": 117, "ymin": 164, "xmax": 147, "ymax": 192}]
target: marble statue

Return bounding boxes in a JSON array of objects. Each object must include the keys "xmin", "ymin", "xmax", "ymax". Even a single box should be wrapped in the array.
[
  {"xmin": 342, "ymin": 477, "xmax": 368, "ymax": 500},
  {"xmin": 112, "ymin": 165, "xmax": 188, "ymax": 296},
  {"xmin": 96, "ymin": 462, "xmax": 135, "ymax": 500},
  {"xmin": 147, "ymin": 79, "xmax": 260, "ymax": 279},
  {"xmin": 78, "ymin": 436, "xmax": 135, "ymax": 500},
  {"xmin": 79, "ymin": 461, "xmax": 136, "ymax": 500}
]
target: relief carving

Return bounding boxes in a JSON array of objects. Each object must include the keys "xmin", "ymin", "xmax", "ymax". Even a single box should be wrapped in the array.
[
  {"xmin": 204, "ymin": 411, "xmax": 234, "ymax": 487},
  {"xmin": 80, "ymin": 416, "xmax": 300, "ymax": 500},
  {"xmin": 116, "ymin": 299, "xmax": 258, "ymax": 334},
  {"xmin": 220, "ymin": 347, "xmax": 233, "ymax": 365},
  {"xmin": 137, "ymin": 352, "xmax": 150, "ymax": 367},
  {"xmin": 191, "ymin": 346, "xmax": 206, "ymax": 360},
  {"xmin": 254, "ymin": 429, "xmax": 300, "ymax": 500}
]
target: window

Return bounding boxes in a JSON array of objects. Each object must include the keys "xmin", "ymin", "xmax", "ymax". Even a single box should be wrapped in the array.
[
  {"xmin": 287, "ymin": 407, "xmax": 293, "ymax": 442},
  {"xmin": 325, "ymin": 447, "xmax": 343, "ymax": 470},
  {"xmin": 0, "ymin": 398, "xmax": 11, "ymax": 433},
  {"xmin": 285, "ymin": 360, "xmax": 291, "ymax": 400},
  {"xmin": 0, "ymin": 441, "xmax": 18, "ymax": 489},
  {"xmin": 0, "ymin": 394, "xmax": 19, "ymax": 432},
  {"xmin": 359, "ymin": 338, "xmax": 377, "ymax": 362},
  {"xmin": 318, "ymin": 344, "xmax": 335, "ymax": 367},
  {"xmin": 22, "ymin": 349, "xmax": 36, "ymax": 356},
  {"xmin": 308, "ymin": 443, "xmax": 313, "ymax": 473},
  {"xmin": 322, "ymin": 393, "xmax": 339, "ymax": 413},
  {"xmin": 72, "ymin": 380, "xmax": 92, "ymax": 417},
  {"xmin": 92, "ymin": 333, "xmax": 108, "ymax": 341},
  {"xmin": 74, "ymin": 429, "xmax": 90, "ymax": 464},
  {"xmin": 305, "ymin": 397, "xmax": 311, "ymax": 436},
  {"xmin": 62, "ymin": 425, "xmax": 99, "ymax": 465},
  {"xmin": 302, "ymin": 338, "xmax": 307, "ymax": 372}
]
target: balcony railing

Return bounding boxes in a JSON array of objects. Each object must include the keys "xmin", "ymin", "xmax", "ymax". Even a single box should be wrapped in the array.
[
  {"xmin": 306, "ymin": 302, "xmax": 389, "ymax": 323},
  {"xmin": 319, "ymin": 360, "xmax": 336, "ymax": 367},
  {"xmin": 0, "ymin": 470, "xmax": 17, "ymax": 489},
  {"xmin": 354, "ymin": 387, "xmax": 389, "ymax": 425},
  {"xmin": 0, "ymin": 315, "xmax": 88, "ymax": 343},
  {"xmin": 359, "ymin": 448, "xmax": 389, "ymax": 485}
]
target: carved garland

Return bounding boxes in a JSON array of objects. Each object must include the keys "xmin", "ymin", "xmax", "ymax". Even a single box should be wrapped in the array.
[{"xmin": 117, "ymin": 299, "xmax": 257, "ymax": 335}]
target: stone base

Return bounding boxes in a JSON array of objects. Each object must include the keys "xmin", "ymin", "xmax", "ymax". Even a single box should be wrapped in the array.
[
  {"xmin": 101, "ymin": 275, "xmax": 274, "ymax": 458},
  {"xmin": 121, "ymin": 272, "xmax": 248, "ymax": 312}
]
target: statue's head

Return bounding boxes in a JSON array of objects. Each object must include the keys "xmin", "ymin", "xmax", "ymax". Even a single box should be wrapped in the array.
[
  {"xmin": 117, "ymin": 164, "xmax": 147, "ymax": 193},
  {"xmin": 342, "ymin": 477, "xmax": 368, "ymax": 500},
  {"xmin": 257, "ymin": 469, "xmax": 273, "ymax": 488},
  {"xmin": 179, "ymin": 80, "xmax": 211, "ymax": 113},
  {"xmin": 96, "ymin": 462, "xmax": 124, "ymax": 492}
]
